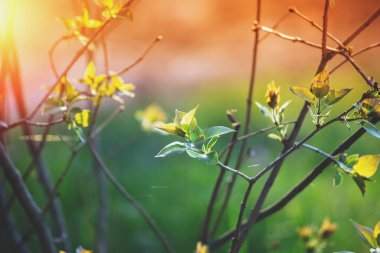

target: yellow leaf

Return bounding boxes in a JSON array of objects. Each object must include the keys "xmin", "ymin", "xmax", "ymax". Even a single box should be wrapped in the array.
[
  {"xmin": 351, "ymin": 219, "xmax": 377, "ymax": 248},
  {"xmin": 318, "ymin": 218, "xmax": 337, "ymax": 239},
  {"xmin": 353, "ymin": 155, "xmax": 380, "ymax": 178},
  {"xmin": 311, "ymin": 69, "xmax": 330, "ymax": 98},
  {"xmin": 265, "ymin": 81, "xmax": 280, "ymax": 109},
  {"xmin": 83, "ymin": 61, "xmax": 96, "ymax": 85},
  {"xmin": 100, "ymin": 0, "xmax": 114, "ymax": 8},
  {"xmin": 289, "ymin": 86, "xmax": 316, "ymax": 103},
  {"xmin": 156, "ymin": 123, "xmax": 185, "ymax": 137},
  {"xmin": 74, "ymin": 110, "xmax": 91, "ymax": 128},
  {"xmin": 325, "ymin": 88, "xmax": 352, "ymax": 105},
  {"xmin": 374, "ymin": 221, "xmax": 380, "ymax": 245},
  {"xmin": 135, "ymin": 104, "xmax": 167, "ymax": 131},
  {"xmin": 180, "ymin": 105, "xmax": 198, "ymax": 133},
  {"xmin": 196, "ymin": 242, "xmax": 208, "ymax": 253}
]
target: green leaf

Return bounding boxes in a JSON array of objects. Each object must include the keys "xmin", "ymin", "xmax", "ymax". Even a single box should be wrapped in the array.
[
  {"xmin": 268, "ymin": 133, "xmax": 282, "ymax": 142},
  {"xmin": 185, "ymin": 149, "xmax": 218, "ymax": 164},
  {"xmin": 353, "ymin": 176, "xmax": 366, "ymax": 196},
  {"xmin": 203, "ymin": 126, "xmax": 235, "ymax": 140},
  {"xmin": 334, "ymin": 170, "xmax": 343, "ymax": 187},
  {"xmin": 180, "ymin": 105, "xmax": 198, "ymax": 133},
  {"xmin": 351, "ymin": 219, "xmax": 377, "ymax": 248},
  {"xmin": 189, "ymin": 126, "xmax": 204, "ymax": 146},
  {"xmin": 255, "ymin": 101, "xmax": 271, "ymax": 117},
  {"xmin": 69, "ymin": 120, "xmax": 85, "ymax": 143},
  {"xmin": 289, "ymin": 86, "xmax": 316, "ymax": 103},
  {"xmin": 361, "ymin": 121, "xmax": 380, "ymax": 139},
  {"xmin": 206, "ymin": 136, "xmax": 219, "ymax": 151},
  {"xmin": 155, "ymin": 142, "xmax": 187, "ymax": 157},
  {"xmin": 345, "ymin": 154, "xmax": 359, "ymax": 167},
  {"xmin": 353, "ymin": 155, "xmax": 380, "ymax": 179},
  {"xmin": 43, "ymin": 97, "xmax": 67, "ymax": 115},
  {"xmin": 325, "ymin": 88, "xmax": 352, "ymax": 105},
  {"xmin": 278, "ymin": 100, "xmax": 291, "ymax": 113}
]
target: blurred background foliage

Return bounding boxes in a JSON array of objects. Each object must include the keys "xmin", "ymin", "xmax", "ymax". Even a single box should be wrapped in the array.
[{"xmin": 1, "ymin": 0, "xmax": 380, "ymax": 252}]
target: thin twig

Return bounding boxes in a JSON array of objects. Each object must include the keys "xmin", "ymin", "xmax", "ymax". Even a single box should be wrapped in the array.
[
  {"xmin": 0, "ymin": 143, "xmax": 56, "ymax": 253},
  {"xmin": 330, "ymin": 42, "xmax": 380, "ymax": 74},
  {"xmin": 116, "ymin": 36, "xmax": 163, "ymax": 76},
  {"xmin": 289, "ymin": 7, "xmax": 343, "ymax": 47},
  {"xmin": 88, "ymin": 142, "xmax": 175, "ymax": 253},
  {"xmin": 340, "ymin": 7, "xmax": 380, "ymax": 48},
  {"xmin": 200, "ymin": 121, "xmax": 241, "ymax": 243},
  {"xmin": 259, "ymin": 11, "xmax": 290, "ymax": 43},
  {"xmin": 340, "ymin": 51, "xmax": 377, "ymax": 88},
  {"xmin": 254, "ymin": 24, "xmax": 340, "ymax": 53},
  {"xmin": 1, "ymin": 118, "xmax": 65, "ymax": 131},
  {"xmin": 234, "ymin": 2, "xmax": 332, "ymax": 250}
]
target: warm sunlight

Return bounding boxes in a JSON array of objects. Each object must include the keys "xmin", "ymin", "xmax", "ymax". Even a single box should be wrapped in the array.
[{"xmin": 0, "ymin": 0, "xmax": 15, "ymax": 38}]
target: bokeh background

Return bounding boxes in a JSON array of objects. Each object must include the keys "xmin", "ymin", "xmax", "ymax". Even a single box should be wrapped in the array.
[{"xmin": 2, "ymin": 0, "xmax": 380, "ymax": 252}]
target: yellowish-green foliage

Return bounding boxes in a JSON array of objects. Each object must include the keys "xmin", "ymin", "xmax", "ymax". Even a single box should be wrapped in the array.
[
  {"xmin": 289, "ymin": 69, "xmax": 352, "ymax": 126},
  {"xmin": 135, "ymin": 104, "xmax": 167, "ymax": 132},
  {"xmin": 297, "ymin": 218, "xmax": 337, "ymax": 253},
  {"xmin": 155, "ymin": 106, "xmax": 235, "ymax": 164},
  {"xmin": 256, "ymin": 81, "xmax": 291, "ymax": 142},
  {"xmin": 196, "ymin": 242, "xmax": 208, "ymax": 253},
  {"xmin": 347, "ymin": 220, "xmax": 380, "ymax": 252}
]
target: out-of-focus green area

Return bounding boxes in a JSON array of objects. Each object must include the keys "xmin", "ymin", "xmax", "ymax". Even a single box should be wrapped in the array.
[{"xmin": 5, "ymin": 72, "xmax": 380, "ymax": 253}]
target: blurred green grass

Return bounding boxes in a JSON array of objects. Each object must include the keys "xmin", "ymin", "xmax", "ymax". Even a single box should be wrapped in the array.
[{"xmin": 5, "ymin": 72, "xmax": 380, "ymax": 253}]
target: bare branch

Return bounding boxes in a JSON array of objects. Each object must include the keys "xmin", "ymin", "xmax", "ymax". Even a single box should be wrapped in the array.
[
  {"xmin": 330, "ymin": 42, "xmax": 380, "ymax": 74},
  {"xmin": 116, "ymin": 36, "xmax": 163, "ymax": 76}
]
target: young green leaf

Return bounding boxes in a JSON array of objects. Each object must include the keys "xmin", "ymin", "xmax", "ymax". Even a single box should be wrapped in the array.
[
  {"xmin": 43, "ymin": 97, "xmax": 67, "ymax": 115},
  {"xmin": 255, "ymin": 101, "xmax": 271, "ymax": 117},
  {"xmin": 325, "ymin": 88, "xmax": 352, "ymax": 105},
  {"xmin": 311, "ymin": 69, "xmax": 330, "ymax": 98},
  {"xmin": 180, "ymin": 105, "xmax": 198, "ymax": 133},
  {"xmin": 353, "ymin": 155, "xmax": 380, "ymax": 179},
  {"xmin": 353, "ymin": 176, "xmax": 366, "ymax": 196},
  {"xmin": 185, "ymin": 149, "xmax": 218, "ymax": 164},
  {"xmin": 189, "ymin": 126, "xmax": 204, "ymax": 146},
  {"xmin": 334, "ymin": 170, "xmax": 343, "ymax": 187},
  {"xmin": 155, "ymin": 142, "xmax": 187, "ymax": 157},
  {"xmin": 278, "ymin": 100, "xmax": 291, "ymax": 113},
  {"xmin": 268, "ymin": 133, "xmax": 282, "ymax": 142},
  {"xmin": 351, "ymin": 220, "xmax": 377, "ymax": 248},
  {"xmin": 206, "ymin": 136, "xmax": 219, "ymax": 151},
  {"xmin": 361, "ymin": 121, "xmax": 380, "ymax": 139},
  {"xmin": 289, "ymin": 86, "xmax": 316, "ymax": 103},
  {"xmin": 203, "ymin": 126, "xmax": 235, "ymax": 140}
]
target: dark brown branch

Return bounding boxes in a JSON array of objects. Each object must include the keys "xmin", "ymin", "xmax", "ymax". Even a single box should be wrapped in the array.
[
  {"xmin": 256, "ymin": 122, "xmax": 377, "ymax": 221},
  {"xmin": 87, "ymin": 142, "xmax": 174, "ymax": 253},
  {"xmin": 340, "ymin": 51, "xmax": 377, "ymax": 88},
  {"xmin": 1, "ymin": 118, "xmax": 65, "ymax": 132},
  {"xmin": 340, "ymin": 7, "xmax": 380, "ymax": 47},
  {"xmin": 200, "ymin": 121, "xmax": 241, "ymax": 243},
  {"xmin": 0, "ymin": 143, "xmax": 56, "ymax": 253},
  {"xmin": 330, "ymin": 42, "xmax": 380, "ymax": 74},
  {"xmin": 233, "ymin": 1, "xmax": 332, "ymax": 250},
  {"xmin": 209, "ymin": 122, "xmax": 374, "ymax": 250}
]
